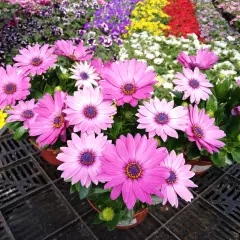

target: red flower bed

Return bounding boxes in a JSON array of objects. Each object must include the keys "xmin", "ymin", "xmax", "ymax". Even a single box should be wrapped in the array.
[{"xmin": 164, "ymin": 0, "xmax": 203, "ymax": 39}]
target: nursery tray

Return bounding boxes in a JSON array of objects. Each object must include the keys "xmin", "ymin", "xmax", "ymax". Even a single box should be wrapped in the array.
[{"xmin": 0, "ymin": 134, "xmax": 240, "ymax": 240}]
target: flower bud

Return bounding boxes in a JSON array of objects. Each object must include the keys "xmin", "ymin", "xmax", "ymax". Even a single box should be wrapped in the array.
[{"xmin": 102, "ymin": 207, "xmax": 114, "ymax": 222}]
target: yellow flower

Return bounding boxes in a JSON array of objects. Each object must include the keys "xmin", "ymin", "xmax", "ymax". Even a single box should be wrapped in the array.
[
  {"xmin": 0, "ymin": 110, "xmax": 7, "ymax": 129},
  {"xmin": 155, "ymin": 75, "xmax": 166, "ymax": 87}
]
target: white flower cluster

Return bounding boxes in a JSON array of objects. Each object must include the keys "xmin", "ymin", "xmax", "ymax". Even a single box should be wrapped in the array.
[{"xmin": 119, "ymin": 32, "xmax": 240, "ymax": 88}]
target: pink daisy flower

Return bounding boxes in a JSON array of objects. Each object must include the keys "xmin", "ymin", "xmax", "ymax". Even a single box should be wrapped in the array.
[
  {"xmin": 6, "ymin": 99, "xmax": 37, "ymax": 129},
  {"xmin": 13, "ymin": 43, "xmax": 57, "ymax": 76},
  {"xmin": 57, "ymin": 132, "xmax": 109, "ymax": 187},
  {"xmin": 160, "ymin": 151, "xmax": 197, "ymax": 207},
  {"xmin": 237, "ymin": 79, "xmax": 240, "ymax": 86},
  {"xmin": 90, "ymin": 58, "xmax": 111, "ymax": 77},
  {"xmin": 232, "ymin": 106, "xmax": 240, "ymax": 116},
  {"xmin": 64, "ymin": 86, "xmax": 116, "ymax": 134},
  {"xmin": 186, "ymin": 105, "xmax": 226, "ymax": 154},
  {"xmin": 100, "ymin": 59, "xmax": 157, "ymax": 107},
  {"xmin": 29, "ymin": 91, "xmax": 68, "ymax": 147},
  {"xmin": 54, "ymin": 40, "xmax": 93, "ymax": 61},
  {"xmin": 173, "ymin": 67, "xmax": 213, "ymax": 104},
  {"xmin": 0, "ymin": 65, "xmax": 30, "ymax": 109},
  {"xmin": 137, "ymin": 98, "xmax": 189, "ymax": 141},
  {"xmin": 178, "ymin": 48, "xmax": 218, "ymax": 70},
  {"xmin": 98, "ymin": 134, "xmax": 169, "ymax": 210}
]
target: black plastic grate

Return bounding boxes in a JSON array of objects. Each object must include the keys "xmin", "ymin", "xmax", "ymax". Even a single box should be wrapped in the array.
[
  {"xmin": 148, "ymin": 227, "xmax": 178, "ymax": 240},
  {"xmin": 0, "ymin": 135, "xmax": 29, "ymax": 167},
  {"xmin": 0, "ymin": 218, "xmax": 13, "ymax": 240},
  {"xmin": 149, "ymin": 197, "xmax": 192, "ymax": 224},
  {"xmin": 21, "ymin": 139, "xmax": 39, "ymax": 155},
  {"xmin": 34, "ymin": 154, "xmax": 61, "ymax": 181},
  {"xmin": 203, "ymin": 174, "xmax": 240, "ymax": 223},
  {"xmin": 82, "ymin": 210, "xmax": 161, "ymax": 240},
  {"xmin": 191, "ymin": 166, "xmax": 224, "ymax": 194},
  {"xmin": 228, "ymin": 164, "xmax": 240, "ymax": 180},
  {"xmin": 54, "ymin": 179, "xmax": 91, "ymax": 216},
  {"xmin": 0, "ymin": 157, "xmax": 47, "ymax": 208},
  {"xmin": 2, "ymin": 187, "xmax": 76, "ymax": 240},
  {"xmin": 167, "ymin": 198, "xmax": 240, "ymax": 240},
  {"xmin": 46, "ymin": 220, "xmax": 94, "ymax": 240}
]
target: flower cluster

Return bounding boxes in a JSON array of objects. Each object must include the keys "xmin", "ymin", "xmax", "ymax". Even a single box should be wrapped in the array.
[
  {"xmin": 164, "ymin": 0, "xmax": 202, "ymax": 39},
  {"xmin": 83, "ymin": 0, "xmax": 141, "ymax": 48},
  {"xmin": 126, "ymin": 0, "xmax": 170, "ymax": 36}
]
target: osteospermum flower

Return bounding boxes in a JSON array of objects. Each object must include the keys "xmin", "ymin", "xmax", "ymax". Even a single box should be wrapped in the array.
[
  {"xmin": 137, "ymin": 98, "xmax": 189, "ymax": 141},
  {"xmin": 0, "ymin": 65, "xmax": 30, "ymax": 109},
  {"xmin": 64, "ymin": 86, "xmax": 116, "ymax": 134},
  {"xmin": 54, "ymin": 40, "xmax": 93, "ymax": 61},
  {"xmin": 70, "ymin": 61, "xmax": 100, "ymax": 88},
  {"xmin": 90, "ymin": 58, "xmax": 111, "ymax": 77},
  {"xmin": 6, "ymin": 99, "xmax": 36, "ymax": 129},
  {"xmin": 29, "ymin": 91, "xmax": 67, "ymax": 147},
  {"xmin": 173, "ymin": 68, "xmax": 213, "ymax": 104},
  {"xmin": 232, "ymin": 106, "xmax": 240, "ymax": 116},
  {"xmin": 98, "ymin": 134, "xmax": 169, "ymax": 210},
  {"xmin": 100, "ymin": 59, "xmax": 157, "ymax": 107},
  {"xmin": 186, "ymin": 105, "xmax": 226, "ymax": 154},
  {"xmin": 13, "ymin": 43, "xmax": 57, "ymax": 76},
  {"xmin": 160, "ymin": 151, "xmax": 197, "ymax": 207},
  {"xmin": 178, "ymin": 48, "xmax": 218, "ymax": 70},
  {"xmin": 57, "ymin": 132, "xmax": 108, "ymax": 187}
]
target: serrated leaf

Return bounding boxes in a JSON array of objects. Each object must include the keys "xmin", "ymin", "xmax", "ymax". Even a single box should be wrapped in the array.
[
  {"xmin": 13, "ymin": 126, "xmax": 27, "ymax": 140},
  {"xmin": 206, "ymin": 94, "xmax": 218, "ymax": 112}
]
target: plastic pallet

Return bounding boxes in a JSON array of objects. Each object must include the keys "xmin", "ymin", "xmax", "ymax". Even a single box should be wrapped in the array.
[
  {"xmin": 1, "ymin": 186, "xmax": 76, "ymax": 240},
  {"xmin": 34, "ymin": 154, "xmax": 61, "ymax": 181},
  {"xmin": 203, "ymin": 174, "xmax": 240, "ymax": 223},
  {"xmin": 228, "ymin": 164, "xmax": 240, "ymax": 180},
  {"xmin": 167, "ymin": 198, "xmax": 240, "ymax": 240},
  {"xmin": 149, "ymin": 227, "xmax": 178, "ymax": 240},
  {"xmin": 191, "ymin": 166, "xmax": 224, "ymax": 194},
  {"xmin": 82, "ymin": 210, "xmax": 161, "ymax": 240},
  {"xmin": 0, "ymin": 157, "xmax": 47, "ymax": 208},
  {"xmin": 149, "ymin": 196, "xmax": 192, "ymax": 224},
  {"xmin": 21, "ymin": 138, "xmax": 39, "ymax": 155},
  {"xmin": 45, "ymin": 220, "xmax": 94, "ymax": 240},
  {"xmin": 54, "ymin": 179, "xmax": 92, "ymax": 216},
  {"xmin": 0, "ymin": 135, "xmax": 29, "ymax": 168}
]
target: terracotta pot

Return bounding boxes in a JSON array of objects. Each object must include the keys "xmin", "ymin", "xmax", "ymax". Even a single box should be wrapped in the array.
[
  {"xmin": 87, "ymin": 200, "xmax": 148, "ymax": 230},
  {"xmin": 186, "ymin": 157, "xmax": 213, "ymax": 175},
  {"xmin": 29, "ymin": 138, "xmax": 62, "ymax": 166}
]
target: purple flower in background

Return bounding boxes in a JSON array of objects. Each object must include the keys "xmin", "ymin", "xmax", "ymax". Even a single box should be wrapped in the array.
[{"xmin": 232, "ymin": 106, "xmax": 240, "ymax": 116}]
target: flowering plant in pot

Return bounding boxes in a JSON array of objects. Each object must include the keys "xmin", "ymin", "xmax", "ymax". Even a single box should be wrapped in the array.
[{"xmin": 1, "ymin": 38, "xmax": 199, "ymax": 229}]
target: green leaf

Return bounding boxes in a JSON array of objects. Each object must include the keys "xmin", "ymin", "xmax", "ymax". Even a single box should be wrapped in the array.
[
  {"xmin": 92, "ymin": 188, "xmax": 109, "ymax": 194},
  {"xmin": 151, "ymin": 195, "xmax": 163, "ymax": 205},
  {"xmin": 70, "ymin": 184, "xmax": 76, "ymax": 194},
  {"xmin": 13, "ymin": 126, "xmax": 27, "ymax": 140},
  {"xmin": 187, "ymin": 143, "xmax": 200, "ymax": 160},
  {"xmin": 93, "ymin": 216, "xmax": 103, "ymax": 224},
  {"xmin": 215, "ymin": 80, "xmax": 230, "ymax": 99},
  {"xmin": 75, "ymin": 182, "xmax": 81, "ymax": 192},
  {"xmin": 210, "ymin": 150, "xmax": 228, "ymax": 166},
  {"xmin": 106, "ymin": 214, "xmax": 121, "ymax": 231},
  {"xmin": 5, "ymin": 122, "xmax": 21, "ymax": 130},
  {"xmin": 79, "ymin": 185, "xmax": 91, "ymax": 199},
  {"xmin": 206, "ymin": 94, "xmax": 218, "ymax": 112},
  {"xmin": 44, "ymin": 84, "xmax": 53, "ymax": 95},
  {"xmin": 231, "ymin": 148, "xmax": 240, "ymax": 163}
]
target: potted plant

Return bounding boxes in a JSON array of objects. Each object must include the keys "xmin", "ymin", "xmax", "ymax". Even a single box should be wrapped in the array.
[{"xmin": 1, "ymin": 37, "xmax": 238, "ymax": 229}]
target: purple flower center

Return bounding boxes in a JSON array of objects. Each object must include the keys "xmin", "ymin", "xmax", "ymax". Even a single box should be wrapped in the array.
[
  {"xmin": 80, "ymin": 72, "xmax": 89, "ymax": 80},
  {"xmin": 31, "ymin": 57, "xmax": 42, "ymax": 66},
  {"xmin": 122, "ymin": 83, "xmax": 136, "ymax": 95},
  {"xmin": 189, "ymin": 79, "xmax": 199, "ymax": 89},
  {"xmin": 53, "ymin": 115, "xmax": 64, "ymax": 128},
  {"xmin": 84, "ymin": 106, "xmax": 97, "ymax": 119},
  {"xmin": 155, "ymin": 113, "xmax": 169, "ymax": 124},
  {"xmin": 193, "ymin": 125, "xmax": 204, "ymax": 138},
  {"xmin": 125, "ymin": 162, "xmax": 142, "ymax": 179},
  {"xmin": 166, "ymin": 171, "xmax": 177, "ymax": 184},
  {"xmin": 4, "ymin": 83, "xmax": 17, "ymax": 94},
  {"xmin": 80, "ymin": 151, "xmax": 95, "ymax": 166},
  {"xmin": 189, "ymin": 62, "xmax": 199, "ymax": 70},
  {"xmin": 22, "ymin": 110, "xmax": 34, "ymax": 119}
]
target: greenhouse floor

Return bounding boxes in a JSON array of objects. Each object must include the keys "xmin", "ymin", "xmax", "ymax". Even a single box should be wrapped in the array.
[{"xmin": 0, "ymin": 132, "xmax": 240, "ymax": 240}]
